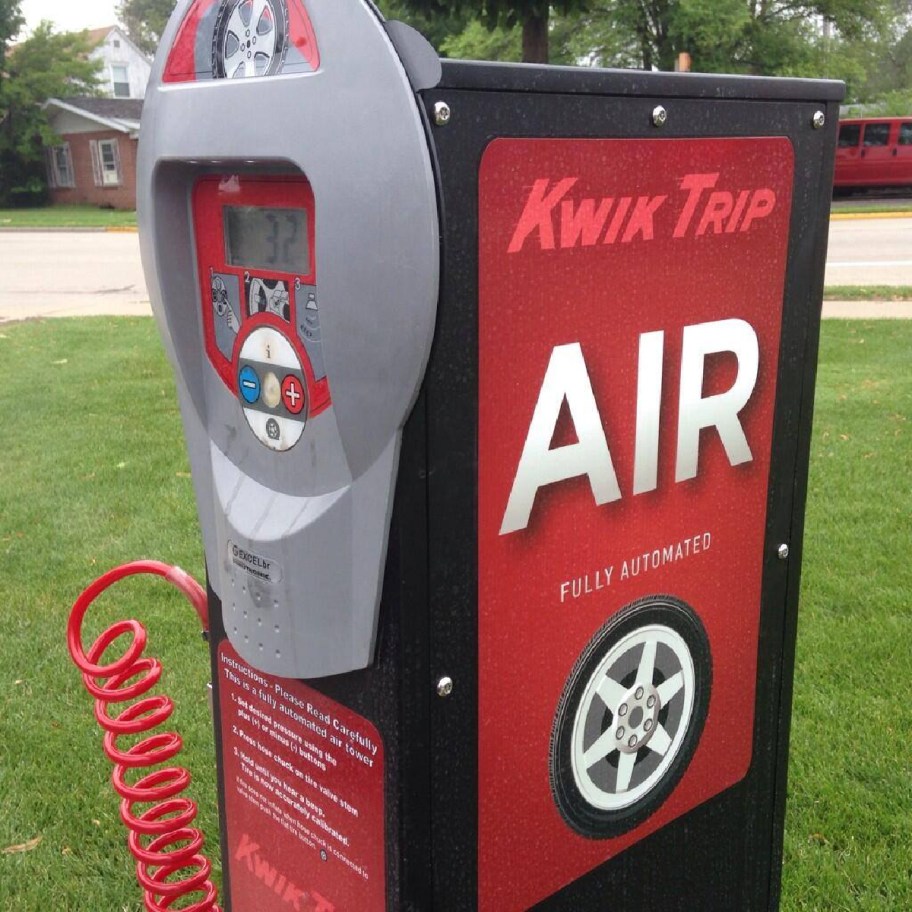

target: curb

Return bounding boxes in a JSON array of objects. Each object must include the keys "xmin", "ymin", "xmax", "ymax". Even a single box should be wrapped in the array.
[
  {"xmin": 830, "ymin": 211, "xmax": 912, "ymax": 221},
  {"xmin": 0, "ymin": 216, "xmax": 907, "ymax": 230},
  {"xmin": 0, "ymin": 225, "xmax": 138, "ymax": 233},
  {"xmin": 0, "ymin": 226, "xmax": 108, "ymax": 233}
]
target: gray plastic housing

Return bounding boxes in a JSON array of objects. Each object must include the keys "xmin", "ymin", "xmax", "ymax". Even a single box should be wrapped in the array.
[{"xmin": 137, "ymin": 0, "xmax": 440, "ymax": 678}]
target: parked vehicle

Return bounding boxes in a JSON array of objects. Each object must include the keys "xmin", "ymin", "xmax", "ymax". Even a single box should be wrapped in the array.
[{"xmin": 834, "ymin": 117, "xmax": 912, "ymax": 191}]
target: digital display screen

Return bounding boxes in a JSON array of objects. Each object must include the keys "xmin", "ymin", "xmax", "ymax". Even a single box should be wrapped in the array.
[{"xmin": 224, "ymin": 206, "xmax": 310, "ymax": 275}]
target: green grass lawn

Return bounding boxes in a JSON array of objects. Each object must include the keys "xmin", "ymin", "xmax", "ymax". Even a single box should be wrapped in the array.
[
  {"xmin": 0, "ymin": 205, "xmax": 137, "ymax": 229},
  {"xmin": 830, "ymin": 198, "xmax": 912, "ymax": 215},
  {"xmin": 782, "ymin": 320, "xmax": 912, "ymax": 911},
  {"xmin": 0, "ymin": 318, "xmax": 910, "ymax": 909},
  {"xmin": 823, "ymin": 285, "xmax": 912, "ymax": 301}
]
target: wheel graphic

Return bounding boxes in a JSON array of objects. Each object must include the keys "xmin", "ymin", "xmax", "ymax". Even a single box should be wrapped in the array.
[
  {"xmin": 550, "ymin": 595, "xmax": 711, "ymax": 839},
  {"xmin": 212, "ymin": 0, "xmax": 289, "ymax": 80}
]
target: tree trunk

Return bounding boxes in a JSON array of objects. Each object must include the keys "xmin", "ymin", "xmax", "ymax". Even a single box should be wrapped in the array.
[{"xmin": 522, "ymin": 10, "xmax": 549, "ymax": 64}]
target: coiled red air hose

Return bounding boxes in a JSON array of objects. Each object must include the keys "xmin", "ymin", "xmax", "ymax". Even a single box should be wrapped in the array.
[{"xmin": 67, "ymin": 560, "xmax": 221, "ymax": 912}]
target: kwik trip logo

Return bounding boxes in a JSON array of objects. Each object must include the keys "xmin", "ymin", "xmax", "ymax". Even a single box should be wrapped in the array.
[
  {"xmin": 236, "ymin": 834, "xmax": 335, "ymax": 911},
  {"xmin": 500, "ymin": 171, "xmax": 776, "ymax": 536},
  {"xmin": 508, "ymin": 171, "xmax": 777, "ymax": 253}
]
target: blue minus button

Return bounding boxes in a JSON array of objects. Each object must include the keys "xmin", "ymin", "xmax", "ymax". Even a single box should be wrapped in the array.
[{"xmin": 239, "ymin": 365, "xmax": 261, "ymax": 404}]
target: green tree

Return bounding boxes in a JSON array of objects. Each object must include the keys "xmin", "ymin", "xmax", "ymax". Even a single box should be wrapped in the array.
[
  {"xmin": 0, "ymin": 23, "xmax": 101, "ymax": 205},
  {"xmin": 393, "ymin": 0, "xmax": 591, "ymax": 63},
  {"xmin": 437, "ymin": 17, "xmax": 523, "ymax": 62},
  {"xmin": 0, "ymin": 0, "xmax": 23, "ymax": 70},
  {"xmin": 376, "ymin": 0, "xmax": 474, "ymax": 54},
  {"xmin": 559, "ymin": 0, "xmax": 890, "ymax": 74},
  {"xmin": 117, "ymin": 0, "xmax": 177, "ymax": 56}
]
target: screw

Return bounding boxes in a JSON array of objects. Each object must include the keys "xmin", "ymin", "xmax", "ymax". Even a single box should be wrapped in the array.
[
  {"xmin": 433, "ymin": 101, "xmax": 451, "ymax": 127},
  {"xmin": 652, "ymin": 105, "xmax": 668, "ymax": 128},
  {"xmin": 437, "ymin": 676, "xmax": 454, "ymax": 698},
  {"xmin": 647, "ymin": 695, "xmax": 656, "ymax": 709},
  {"xmin": 629, "ymin": 735, "xmax": 639, "ymax": 748},
  {"xmin": 644, "ymin": 719, "xmax": 654, "ymax": 732},
  {"xmin": 635, "ymin": 686, "xmax": 645, "ymax": 700},
  {"xmin": 812, "ymin": 111, "xmax": 826, "ymax": 130},
  {"xmin": 778, "ymin": 543, "xmax": 790, "ymax": 561},
  {"xmin": 618, "ymin": 703, "xmax": 629, "ymax": 717},
  {"xmin": 616, "ymin": 727, "xmax": 626, "ymax": 740}
]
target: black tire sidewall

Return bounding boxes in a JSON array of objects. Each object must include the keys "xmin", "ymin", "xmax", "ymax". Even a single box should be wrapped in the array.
[{"xmin": 549, "ymin": 595, "xmax": 712, "ymax": 839}]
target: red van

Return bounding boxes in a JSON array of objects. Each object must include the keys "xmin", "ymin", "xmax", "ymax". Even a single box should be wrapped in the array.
[{"xmin": 834, "ymin": 117, "xmax": 912, "ymax": 191}]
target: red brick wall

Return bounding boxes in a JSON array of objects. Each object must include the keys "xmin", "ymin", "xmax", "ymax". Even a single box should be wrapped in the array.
[{"xmin": 50, "ymin": 129, "xmax": 138, "ymax": 211}]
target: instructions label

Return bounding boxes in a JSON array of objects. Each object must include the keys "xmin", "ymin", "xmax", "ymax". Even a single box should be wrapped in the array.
[{"xmin": 219, "ymin": 643, "xmax": 385, "ymax": 912}]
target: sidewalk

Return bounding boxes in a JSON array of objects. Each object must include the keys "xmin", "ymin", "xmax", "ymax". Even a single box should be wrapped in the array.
[
  {"xmin": 821, "ymin": 300, "xmax": 912, "ymax": 319},
  {"xmin": 823, "ymin": 301, "xmax": 912, "ymax": 320}
]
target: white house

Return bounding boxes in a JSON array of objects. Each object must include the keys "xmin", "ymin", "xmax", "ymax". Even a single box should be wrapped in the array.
[{"xmin": 85, "ymin": 24, "xmax": 152, "ymax": 99}]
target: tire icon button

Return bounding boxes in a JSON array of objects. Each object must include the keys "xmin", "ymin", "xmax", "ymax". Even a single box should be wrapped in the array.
[{"xmin": 266, "ymin": 418, "xmax": 281, "ymax": 441}]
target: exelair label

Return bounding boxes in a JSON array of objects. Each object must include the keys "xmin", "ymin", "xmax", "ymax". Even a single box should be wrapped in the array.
[
  {"xmin": 229, "ymin": 541, "xmax": 283, "ymax": 585},
  {"xmin": 477, "ymin": 137, "xmax": 794, "ymax": 911}
]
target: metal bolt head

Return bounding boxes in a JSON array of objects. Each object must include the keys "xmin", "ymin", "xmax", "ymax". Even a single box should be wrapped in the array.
[
  {"xmin": 652, "ymin": 105, "xmax": 668, "ymax": 128},
  {"xmin": 433, "ymin": 101, "xmax": 451, "ymax": 127},
  {"xmin": 437, "ymin": 676, "xmax": 454, "ymax": 698},
  {"xmin": 778, "ymin": 543, "xmax": 790, "ymax": 561},
  {"xmin": 812, "ymin": 111, "xmax": 826, "ymax": 130}
]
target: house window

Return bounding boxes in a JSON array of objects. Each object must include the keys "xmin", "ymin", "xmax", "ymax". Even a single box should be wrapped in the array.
[
  {"xmin": 112, "ymin": 64, "xmax": 130, "ymax": 98},
  {"xmin": 46, "ymin": 144, "xmax": 75, "ymax": 189},
  {"xmin": 90, "ymin": 139, "xmax": 123, "ymax": 187}
]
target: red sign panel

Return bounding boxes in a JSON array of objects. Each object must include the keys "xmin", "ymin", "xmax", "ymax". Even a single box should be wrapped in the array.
[
  {"xmin": 219, "ymin": 643, "xmax": 385, "ymax": 911},
  {"xmin": 478, "ymin": 137, "xmax": 794, "ymax": 910}
]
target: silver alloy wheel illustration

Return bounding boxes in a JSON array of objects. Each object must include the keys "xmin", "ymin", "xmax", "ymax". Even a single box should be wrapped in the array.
[
  {"xmin": 550, "ymin": 595, "xmax": 711, "ymax": 839},
  {"xmin": 213, "ymin": 0, "xmax": 289, "ymax": 80},
  {"xmin": 571, "ymin": 624, "xmax": 695, "ymax": 810}
]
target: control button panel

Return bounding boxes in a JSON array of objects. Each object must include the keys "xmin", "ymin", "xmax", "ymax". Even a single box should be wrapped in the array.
[
  {"xmin": 237, "ymin": 326, "xmax": 308, "ymax": 451},
  {"xmin": 193, "ymin": 175, "xmax": 332, "ymax": 453}
]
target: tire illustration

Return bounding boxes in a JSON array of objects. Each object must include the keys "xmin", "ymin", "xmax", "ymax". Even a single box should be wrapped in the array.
[
  {"xmin": 212, "ymin": 0, "xmax": 289, "ymax": 80},
  {"xmin": 549, "ymin": 595, "xmax": 711, "ymax": 839}
]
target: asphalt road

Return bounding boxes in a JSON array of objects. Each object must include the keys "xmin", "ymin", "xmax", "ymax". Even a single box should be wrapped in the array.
[
  {"xmin": 0, "ymin": 218, "xmax": 910, "ymax": 323},
  {"xmin": 824, "ymin": 216, "xmax": 912, "ymax": 287},
  {"xmin": 0, "ymin": 231, "xmax": 151, "ymax": 322}
]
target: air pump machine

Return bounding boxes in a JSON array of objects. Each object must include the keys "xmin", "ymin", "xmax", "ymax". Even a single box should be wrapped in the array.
[{"xmin": 66, "ymin": 1, "xmax": 844, "ymax": 910}]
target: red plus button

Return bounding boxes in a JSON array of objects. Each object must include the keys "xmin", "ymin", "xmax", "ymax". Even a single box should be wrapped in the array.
[{"xmin": 281, "ymin": 375, "xmax": 305, "ymax": 416}]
